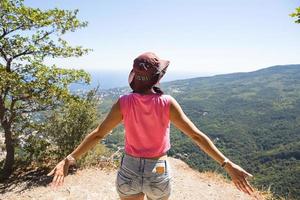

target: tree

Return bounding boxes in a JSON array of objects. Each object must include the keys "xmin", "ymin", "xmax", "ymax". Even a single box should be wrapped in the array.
[
  {"xmin": 45, "ymin": 89, "xmax": 99, "ymax": 160},
  {"xmin": 0, "ymin": 0, "xmax": 91, "ymax": 178},
  {"xmin": 20, "ymin": 88, "xmax": 99, "ymax": 165},
  {"xmin": 291, "ymin": 7, "xmax": 300, "ymax": 23}
]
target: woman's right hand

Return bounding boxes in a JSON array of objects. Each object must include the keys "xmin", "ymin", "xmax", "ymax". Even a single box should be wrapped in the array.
[{"xmin": 47, "ymin": 159, "xmax": 70, "ymax": 187}]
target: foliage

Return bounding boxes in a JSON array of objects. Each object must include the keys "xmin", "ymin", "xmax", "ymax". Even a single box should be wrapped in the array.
[
  {"xmin": 0, "ymin": 0, "xmax": 91, "ymax": 177},
  {"xmin": 290, "ymin": 7, "xmax": 300, "ymax": 23},
  {"xmin": 44, "ymin": 89, "xmax": 99, "ymax": 160},
  {"xmin": 77, "ymin": 143, "xmax": 113, "ymax": 168},
  {"xmin": 20, "ymin": 131, "xmax": 51, "ymax": 164},
  {"xmin": 12, "ymin": 88, "xmax": 113, "ymax": 172},
  {"xmin": 101, "ymin": 65, "xmax": 300, "ymax": 200}
]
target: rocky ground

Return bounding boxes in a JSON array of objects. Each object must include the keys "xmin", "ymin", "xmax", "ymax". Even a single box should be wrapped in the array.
[{"xmin": 0, "ymin": 157, "xmax": 267, "ymax": 200}]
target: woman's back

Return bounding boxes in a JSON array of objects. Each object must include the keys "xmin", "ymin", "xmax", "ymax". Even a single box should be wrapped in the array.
[{"xmin": 119, "ymin": 93, "xmax": 171, "ymax": 158}]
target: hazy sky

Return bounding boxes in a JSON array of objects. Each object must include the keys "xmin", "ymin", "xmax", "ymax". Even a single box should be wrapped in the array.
[{"xmin": 24, "ymin": 0, "xmax": 300, "ymax": 77}]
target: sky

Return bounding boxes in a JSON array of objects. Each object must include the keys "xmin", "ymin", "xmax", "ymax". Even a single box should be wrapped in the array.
[{"xmin": 24, "ymin": 0, "xmax": 300, "ymax": 80}]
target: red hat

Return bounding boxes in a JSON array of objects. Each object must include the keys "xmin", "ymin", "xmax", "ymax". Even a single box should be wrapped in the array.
[{"xmin": 128, "ymin": 52, "xmax": 170, "ymax": 92}]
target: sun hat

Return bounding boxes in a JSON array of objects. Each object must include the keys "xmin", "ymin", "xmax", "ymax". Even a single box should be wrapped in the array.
[{"xmin": 128, "ymin": 52, "xmax": 170, "ymax": 93}]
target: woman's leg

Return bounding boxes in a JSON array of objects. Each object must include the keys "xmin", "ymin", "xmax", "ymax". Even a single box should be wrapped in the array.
[{"xmin": 120, "ymin": 192, "xmax": 145, "ymax": 200}]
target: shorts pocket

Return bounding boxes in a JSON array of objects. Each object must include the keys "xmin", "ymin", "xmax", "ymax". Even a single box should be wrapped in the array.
[
  {"xmin": 116, "ymin": 170, "xmax": 133, "ymax": 194},
  {"xmin": 149, "ymin": 176, "xmax": 171, "ymax": 197}
]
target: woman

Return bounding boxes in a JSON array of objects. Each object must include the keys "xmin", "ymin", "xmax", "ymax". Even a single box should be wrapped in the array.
[{"xmin": 48, "ymin": 52, "xmax": 255, "ymax": 200}]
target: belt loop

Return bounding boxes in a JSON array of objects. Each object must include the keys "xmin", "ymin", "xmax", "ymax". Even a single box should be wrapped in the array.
[
  {"xmin": 143, "ymin": 159, "xmax": 146, "ymax": 173},
  {"xmin": 164, "ymin": 160, "xmax": 167, "ymax": 174},
  {"xmin": 139, "ymin": 158, "xmax": 141, "ymax": 172},
  {"xmin": 120, "ymin": 154, "xmax": 124, "ymax": 166}
]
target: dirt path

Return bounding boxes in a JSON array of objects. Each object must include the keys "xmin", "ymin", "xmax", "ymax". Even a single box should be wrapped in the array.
[{"xmin": 1, "ymin": 158, "xmax": 264, "ymax": 200}]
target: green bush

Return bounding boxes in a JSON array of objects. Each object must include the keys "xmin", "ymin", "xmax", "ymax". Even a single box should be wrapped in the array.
[{"xmin": 45, "ymin": 89, "xmax": 100, "ymax": 161}]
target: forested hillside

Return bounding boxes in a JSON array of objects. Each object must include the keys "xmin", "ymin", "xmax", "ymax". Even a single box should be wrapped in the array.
[{"xmin": 100, "ymin": 65, "xmax": 300, "ymax": 200}]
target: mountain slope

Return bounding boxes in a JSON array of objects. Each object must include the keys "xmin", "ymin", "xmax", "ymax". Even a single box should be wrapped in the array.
[
  {"xmin": 162, "ymin": 65, "xmax": 300, "ymax": 199},
  {"xmin": 101, "ymin": 65, "xmax": 300, "ymax": 199}
]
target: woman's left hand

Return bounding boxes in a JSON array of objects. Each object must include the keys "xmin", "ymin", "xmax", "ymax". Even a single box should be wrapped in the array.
[{"xmin": 224, "ymin": 161, "xmax": 254, "ymax": 195}]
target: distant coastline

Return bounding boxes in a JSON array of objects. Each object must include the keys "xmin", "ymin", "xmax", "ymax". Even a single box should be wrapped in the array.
[{"xmin": 70, "ymin": 70, "xmax": 213, "ymax": 90}]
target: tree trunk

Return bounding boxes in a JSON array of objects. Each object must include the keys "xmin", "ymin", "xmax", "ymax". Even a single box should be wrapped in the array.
[
  {"xmin": 1, "ymin": 61, "xmax": 15, "ymax": 179},
  {"xmin": 2, "ymin": 126, "xmax": 14, "ymax": 179}
]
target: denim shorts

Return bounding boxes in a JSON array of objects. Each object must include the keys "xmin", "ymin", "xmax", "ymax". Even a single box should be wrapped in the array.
[{"xmin": 115, "ymin": 154, "xmax": 172, "ymax": 200}]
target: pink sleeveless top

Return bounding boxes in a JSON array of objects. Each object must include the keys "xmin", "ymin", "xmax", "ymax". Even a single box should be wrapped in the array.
[{"xmin": 119, "ymin": 93, "xmax": 171, "ymax": 158}]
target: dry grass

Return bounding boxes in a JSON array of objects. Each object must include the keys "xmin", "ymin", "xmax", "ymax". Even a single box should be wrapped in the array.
[{"xmin": 1, "ymin": 157, "xmax": 280, "ymax": 200}]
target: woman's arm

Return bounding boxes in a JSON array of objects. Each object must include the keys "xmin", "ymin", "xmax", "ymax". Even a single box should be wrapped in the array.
[
  {"xmin": 169, "ymin": 96, "xmax": 254, "ymax": 195},
  {"xmin": 47, "ymin": 99, "xmax": 122, "ymax": 187},
  {"xmin": 69, "ymin": 99, "xmax": 122, "ymax": 160}
]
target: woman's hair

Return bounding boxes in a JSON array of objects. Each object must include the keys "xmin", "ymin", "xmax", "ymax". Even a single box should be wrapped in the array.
[
  {"xmin": 132, "ymin": 86, "xmax": 164, "ymax": 94},
  {"xmin": 131, "ymin": 72, "xmax": 164, "ymax": 94},
  {"xmin": 153, "ymin": 86, "xmax": 164, "ymax": 94}
]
